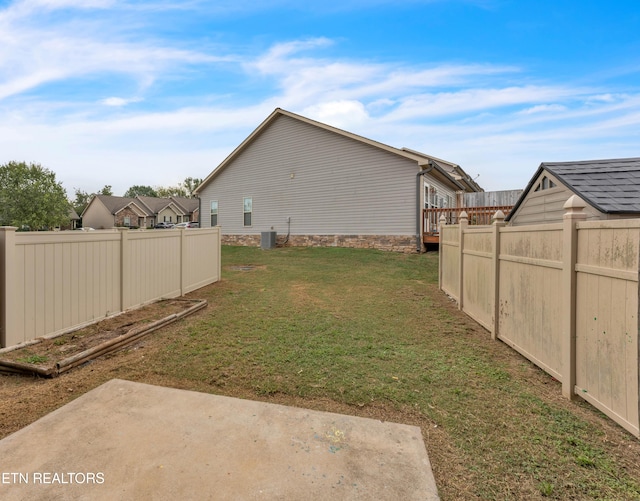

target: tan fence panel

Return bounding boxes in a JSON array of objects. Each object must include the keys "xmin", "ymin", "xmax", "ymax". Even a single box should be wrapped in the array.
[
  {"xmin": 11, "ymin": 231, "xmax": 122, "ymax": 347},
  {"xmin": 497, "ymin": 224, "xmax": 564, "ymax": 380},
  {"xmin": 440, "ymin": 225, "xmax": 460, "ymax": 301},
  {"xmin": 439, "ymin": 207, "xmax": 640, "ymax": 437},
  {"xmin": 462, "ymin": 228, "xmax": 494, "ymax": 331},
  {"xmin": 575, "ymin": 221, "xmax": 640, "ymax": 436},
  {"xmin": 182, "ymin": 227, "xmax": 221, "ymax": 295},
  {"xmin": 1, "ymin": 227, "xmax": 221, "ymax": 349},
  {"xmin": 123, "ymin": 230, "xmax": 183, "ymax": 310}
]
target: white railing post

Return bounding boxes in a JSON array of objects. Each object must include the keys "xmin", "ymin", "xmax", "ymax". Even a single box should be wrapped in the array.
[
  {"xmin": 562, "ymin": 195, "xmax": 587, "ymax": 400},
  {"xmin": 491, "ymin": 210, "xmax": 506, "ymax": 340}
]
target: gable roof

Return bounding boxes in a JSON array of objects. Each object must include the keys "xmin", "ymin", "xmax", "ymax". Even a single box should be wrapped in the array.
[
  {"xmin": 136, "ymin": 196, "xmax": 182, "ymax": 215},
  {"xmin": 84, "ymin": 195, "xmax": 198, "ymax": 218},
  {"xmin": 93, "ymin": 195, "xmax": 132, "ymax": 213},
  {"xmin": 88, "ymin": 195, "xmax": 152, "ymax": 217},
  {"xmin": 195, "ymin": 108, "xmax": 473, "ymax": 194},
  {"xmin": 171, "ymin": 196, "xmax": 199, "ymax": 213},
  {"xmin": 401, "ymin": 147, "xmax": 483, "ymax": 192},
  {"xmin": 507, "ymin": 157, "xmax": 640, "ymax": 220}
]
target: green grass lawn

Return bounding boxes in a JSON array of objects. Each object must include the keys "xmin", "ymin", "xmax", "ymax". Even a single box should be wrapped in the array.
[{"xmin": 159, "ymin": 246, "xmax": 640, "ymax": 500}]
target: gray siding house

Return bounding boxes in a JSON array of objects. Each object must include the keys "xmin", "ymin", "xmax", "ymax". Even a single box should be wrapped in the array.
[
  {"xmin": 507, "ymin": 158, "xmax": 640, "ymax": 225},
  {"xmin": 195, "ymin": 108, "xmax": 481, "ymax": 252}
]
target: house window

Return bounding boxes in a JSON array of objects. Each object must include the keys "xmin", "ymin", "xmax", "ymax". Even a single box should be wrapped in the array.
[
  {"xmin": 424, "ymin": 184, "xmax": 439, "ymax": 208},
  {"xmin": 211, "ymin": 201, "xmax": 218, "ymax": 226},
  {"xmin": 123, "ymin": 216, "xmax": 130, "ymax": 226},
  {"xmin": 445, "ymin": 195, "xmax": 453, "ymax": 208},
  {"xmin": 243, "ymin": 197, "xmax": 252, "ymax": 227}
]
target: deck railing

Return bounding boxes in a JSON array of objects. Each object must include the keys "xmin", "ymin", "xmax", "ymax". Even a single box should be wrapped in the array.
[{"xmin": 423, "ymin": 206, "xmax": 514, "ymax": 235}]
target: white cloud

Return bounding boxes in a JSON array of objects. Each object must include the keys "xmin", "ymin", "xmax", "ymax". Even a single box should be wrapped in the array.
[
  {"xmin": 0, "ymin": 0, "xmax": 233, "ymax": 102},
  {"xmin": 383, "ymin": 86, "xmax": 580, "ymax": 121},
  {"xmin": 100, "ymin": 97, "xmax": 142, "ymax": 107},
  {"xmin": 517, "ymin": 104, "xmax": 567, "ymax": 115},
  {"xmin": 302, "ymin": 100, "xmax": 370, "ymax": 129},
  {"xmin": 19, "ymin": 0, "xmax": 115, "ymax": 10},
  {"xmin": 586, "ymin": 93, "xmax": 618, "ymax": 104}
]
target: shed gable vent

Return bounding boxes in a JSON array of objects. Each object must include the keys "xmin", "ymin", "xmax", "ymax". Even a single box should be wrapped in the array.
[{"xmin": 534, "ymin": 176, "xmax": 556, "ymax": 192}]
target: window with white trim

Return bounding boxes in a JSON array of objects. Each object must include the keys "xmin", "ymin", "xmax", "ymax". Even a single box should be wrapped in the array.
[
  {"xmin": 243, "ymin": 197, "xmax": 252, "ymax": 227},
  {"xmin": 424, "ymin": 184, "xmax": 439, "ymax": 208},
  {"xmin": 210, "ymin": 200, "xmax": 218, "ymax": 226}
]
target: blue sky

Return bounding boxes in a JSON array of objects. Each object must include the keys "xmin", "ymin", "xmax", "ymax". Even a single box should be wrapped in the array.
[{"xmin": 1, "ymin": 0, "xmax": 639, "ymax": 196}]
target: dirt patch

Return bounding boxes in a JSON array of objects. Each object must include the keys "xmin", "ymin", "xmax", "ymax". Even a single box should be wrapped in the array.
[
  {"xmin": 0, "ymin": 298, "xmax": 205, "ymax": 377},
  {"xmin": 225, "ymin": 264, "xmax": 267, "ymax": 271}
]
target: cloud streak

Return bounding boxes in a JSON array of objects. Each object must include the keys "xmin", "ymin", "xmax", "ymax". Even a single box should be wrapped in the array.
[
  {"xmin": 0, "ymin": 0, "xmax": 232, "ymax": 102},
  {"xmin": 0, "ymin": 0, "xmax": 639, "ymax": 195}
]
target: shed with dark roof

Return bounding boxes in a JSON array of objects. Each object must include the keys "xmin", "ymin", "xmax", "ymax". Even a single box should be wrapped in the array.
[{"xmin": 506, "ymin": 158, "xmax": 640, "ymax": 225}]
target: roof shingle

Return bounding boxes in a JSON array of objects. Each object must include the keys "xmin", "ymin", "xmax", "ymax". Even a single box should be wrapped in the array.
[{"xmin": 543, "ymin": 158, "xmax": 640, "ymax": 213}]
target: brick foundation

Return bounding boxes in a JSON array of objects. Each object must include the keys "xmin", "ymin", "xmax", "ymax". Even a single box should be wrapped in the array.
[{"xmin": 221, "ymin": 234, "xmax": 418, "ymax": 253}]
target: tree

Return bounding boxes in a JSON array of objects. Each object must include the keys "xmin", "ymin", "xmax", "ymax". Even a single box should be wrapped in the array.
[
  {"xmin": 0, "ymin": 161, "xmax": 70, "ymax": 230},
  {"xmin": 98, "ymin": 185, "xmax": 113, "ymax": 196},
  {"xmin": 72, "ymin": 188, "xmax": 92, "ymax": 215},
  {"xmin": 123, "ymin": 185, "xmax": 158, "ymax": 198},
  {"xmin": 155, "ymin": 185, "xmax": 187, "ymax": 198},
  {"xmin": 182, "ymin": 177, "xmax": 202, "ymax": 198},
  {"xmin": 154, "ymin": 177, "xmax": 202, "ymax": 199}
]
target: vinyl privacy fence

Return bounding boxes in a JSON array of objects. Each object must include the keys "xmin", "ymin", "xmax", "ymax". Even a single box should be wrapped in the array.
[
  {"xmin": 439, "ymin": 196, "xmax": 640, "ymax": 438},
  {"xmin": 0, "ymin": 227, "xmax": 221, "ymax": 349}
]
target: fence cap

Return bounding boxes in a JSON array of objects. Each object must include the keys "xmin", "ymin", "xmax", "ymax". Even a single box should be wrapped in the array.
[
  {"xmin": 562, "ymin": 195, "xmax": 587, "ymax": 217},
  {"xmin": 492, "ymin": 210, "xmax": 506, "ymax": 223}
]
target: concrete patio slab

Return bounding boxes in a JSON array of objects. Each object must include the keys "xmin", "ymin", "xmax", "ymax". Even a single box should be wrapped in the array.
[{"xmin": 0, "ymin": 379, "xmax": 439, "ymax": 500}]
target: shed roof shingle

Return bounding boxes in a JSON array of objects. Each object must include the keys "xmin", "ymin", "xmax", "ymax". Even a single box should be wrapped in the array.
[{"xmin": 531, "ymin": 157, "xmax": 640, "ymax": 214}]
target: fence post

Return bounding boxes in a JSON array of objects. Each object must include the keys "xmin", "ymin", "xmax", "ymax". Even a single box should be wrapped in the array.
[
  {"xmin": 438, "ymin": 214, "xmax": 447, "ymax": 291},
  {"xmin": 491, "ymin": 210, "xmax": 506, "ymax": 340},
  {"xmin": 0, "ymin": 227, "xmax": 17, "ymax": 348},
  {"xmin": 562, "ymin": 195, "xmax": 587, "ymax": 400},
  {"xmin": 180, "ymin": 228, "xmax": 187, "ymax": 296},
  {"xmin": 118, "ymin": 228, "xmax": 130, "ymax": 311},
  {"xmin": 458, "ymin": 211, "xmax": 468, "ymax": 310}
]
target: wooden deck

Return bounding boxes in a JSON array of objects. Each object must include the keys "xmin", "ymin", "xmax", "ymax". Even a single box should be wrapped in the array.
[{"xmin": 422, "ymin": 206, "xmax": 514, "ymax": 244}]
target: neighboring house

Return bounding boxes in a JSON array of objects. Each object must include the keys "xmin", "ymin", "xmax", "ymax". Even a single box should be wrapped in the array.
[
  {"xmin": 194, "ymin": 108, "xmax": 482, "ymax": 252},
  {"xmin": 64, "ymin": 207, "xmax": 80, "ymax": 230},
  {"xmin": 136, "ymin": 196, "xmax": 199, "ymax": 226},
  {"xmin": 506, "ymin": 158, "xmax": 640, "ymax": 225},
  {"xmin": 82, "ymin": 195, "xmax": 200, "ymax": 229}
]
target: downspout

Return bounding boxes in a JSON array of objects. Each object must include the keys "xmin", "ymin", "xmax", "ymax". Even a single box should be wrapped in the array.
[{"xmin": 416, "ymin": 162, "xmax": 434, "ymax": 253}]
